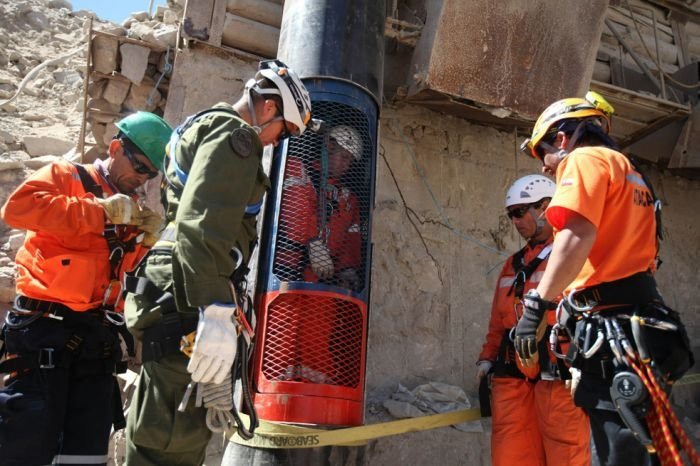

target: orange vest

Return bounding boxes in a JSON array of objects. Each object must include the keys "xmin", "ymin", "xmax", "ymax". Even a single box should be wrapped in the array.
[
  {"xmin": 479, "ymin": 238, "xmax": 557, "ymax": 379},
  {"xmin": 1, "ymin": 159, "xmax": 144, "ymax": 311}
]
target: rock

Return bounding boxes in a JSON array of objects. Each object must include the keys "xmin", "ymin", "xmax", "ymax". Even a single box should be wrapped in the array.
[
  {"xmin": 21, "ymin": 112, "xmax": 48, "ymax": 122},
  {"xmin": 48, "ymin": 0, "xmax": 72, "ymax": 9},
  {"xmin": 123, "ymin": 82, "xmax": 160, "ymax": 112},
  {"xmin": 0, "ymin": 273, "xmax": 16, "ymax": 306},
  {"xmin": 103, "ymin": 79, "xmax": 131, "ymax": 105},
  {"xmin": 153, "ymin": 27, "xmax": 178, "ymax": 48},
  {"xmin": 0, "ymin": 157, "xmax": 26, "ymax": 172},
  {"xmin": 92, "ymin": 34, "xmax": 119, "ymax": 74},
  {"xmin": 24, "ymin": 154, "xmax": 60, "ymax": 170},
  {"xmin": 25, "ymin": 11, "xmax": 50, "ymax": 30},
  {"xmin": 0, "ymin": 130, "xmax": 15, "ymax": 144},
  {"xmin": 163, "ymin": 9, "xmax": 179, "ymax": 25},
  {"xmin": 119, "ymin": 43, "xmax": 150, "ymax": 84},
  {"xmin": 130, "ymin": 11, "xmax": 150, "ymax": 22},
  {"xmin": 53, "ymin": 70, "xmax": 82, "ymax": 86},
  {"xmin": 23, "ymin": 135, "xmax": 74, "ymax": 157}
]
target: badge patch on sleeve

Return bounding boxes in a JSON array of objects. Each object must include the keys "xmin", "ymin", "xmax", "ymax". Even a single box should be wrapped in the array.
[{"xmin": 230, "ymin": 128, "xmax": 253, "ymax": 157}]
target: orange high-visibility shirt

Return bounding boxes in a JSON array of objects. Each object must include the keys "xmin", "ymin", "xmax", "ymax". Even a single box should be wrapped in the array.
[
  {"xmin": 1, "ymin": 159, "xmax": 143, "ymax": 311},
  {"xmin": 546, "ymin": 146, "xmax": 657, "ymax": 291}
]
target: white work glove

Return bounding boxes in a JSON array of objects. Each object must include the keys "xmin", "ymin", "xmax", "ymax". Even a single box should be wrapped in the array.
[
  {"xmin": 97, "ymin": 194, "xmax": 142, "ymax": 225},
  {"xmin": 139, "ymin": 208, "xmax": 165, "ymax": 247},
  {"xmin": 187, "ymin": 303, "xmax": 238, "ymax": 384},
  {"xmin": 476, "ymin": 360, "xmax": 493, "ymax": 382},
  {"xmin": 308, "ymin": 238, "xmax": 334, "ymax": 280}
]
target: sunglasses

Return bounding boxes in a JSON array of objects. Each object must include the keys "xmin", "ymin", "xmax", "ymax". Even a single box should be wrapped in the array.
[
  {"xmin": 507, "ymin": 205, "xmax": 531, "ymax": 219},
  {"xmin": 507, "ymin": 200, "xmax": 544, "ymax": 219},
  {"xmin": 121, "ymin": 141, "xmax": 159, "ymax": 179}
]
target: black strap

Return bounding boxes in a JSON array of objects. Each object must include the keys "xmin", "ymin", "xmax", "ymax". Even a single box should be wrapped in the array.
[
  {"xmin": 508, "ymin": 244, "xmax": 551, "ymax": 299},
  {"xmin": 72, "ymin": 163, "xmax": 136, "ymax": 280},
  {"xmin": 570, "ymin": 272, "xmax": 659, "ymax": 308},
  {"xmin": 140, "ymin": 314, "xmax": 198, "ymax": 363}
]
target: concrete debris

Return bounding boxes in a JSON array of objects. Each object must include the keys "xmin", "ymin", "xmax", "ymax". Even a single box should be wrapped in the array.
[{"xmin": 383, "ymin": 382, "xmax": 483, "ymax": 433}]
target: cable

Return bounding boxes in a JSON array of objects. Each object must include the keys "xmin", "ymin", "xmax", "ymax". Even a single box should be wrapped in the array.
[{"xmin": 385, "ymin": 114, "xmax": 509, "ymax": 258}]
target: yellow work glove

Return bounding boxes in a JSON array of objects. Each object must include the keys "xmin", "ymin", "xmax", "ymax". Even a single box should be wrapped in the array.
[
  {"xmin": 139, "ymin": 208, "xmax": 165, "ymax": 247},
  {"xmin": 97, "ymin": 194, "xmax": 142, "ymax": 225}
]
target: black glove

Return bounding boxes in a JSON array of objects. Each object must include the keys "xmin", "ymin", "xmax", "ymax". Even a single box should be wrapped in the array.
[{"xmin": 514, "ymin": 289, "xmax": 556, "ymax": 365}]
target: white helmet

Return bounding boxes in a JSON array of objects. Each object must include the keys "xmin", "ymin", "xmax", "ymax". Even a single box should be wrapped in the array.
[
  {"xmin": 505, "ymin": 175, "xmax": 556, "ymax": 208},
  {"xmin": 248, "ymin": 59, "xmax": 312, "ymax": 136},
  {"xmin": 329, "ymin": 125, "xmax": 363, "ymax": 160}
]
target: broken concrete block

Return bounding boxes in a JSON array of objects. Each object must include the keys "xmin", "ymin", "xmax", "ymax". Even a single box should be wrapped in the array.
[
  {"xmin": 88, "ymin": 79, "xmax": 107, "ymax": 99},
  {"xmin": 153, "ymin": 26, "xmax": 178, "ymax": 48},
  {"xmin": 91, "ymin": 121, "xmax": 106, "ymax": 145},
  {"xmin": 87, "ymin": 98, "xmax": 122, "ymax": 123},
  {"xmin": 92, "ymin": 35, "xmax": 119, "ymax": 74},
  {"xmin": 119, "ymin": 43, "xmax": 150, "ymax": 84},
  {"xmin": 103, "ymin": 79, "xmax": 131, "ymax": 105},
  {"xmin": 23, "ymin": 136, "xmax": 74, "ymax": 157},
  {"xmin": 25, "ymin": 154, "xmax": 60, "ymax": 170},
  {"xmin": 163, "ymin": 9, "xmax": 179, "ymax": 24},
  {"xmin": 130, "ymin": 11, "xmax": 150, "ymax": 22},
  {"xmin": 104, "ymin": 122, "xmax": 119, "ymax": 145}
]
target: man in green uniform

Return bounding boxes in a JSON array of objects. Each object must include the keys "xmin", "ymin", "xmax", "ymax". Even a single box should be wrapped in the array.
[{"xmin": 123, "ymin": 60, "xmax": 313, "ymax": 465}]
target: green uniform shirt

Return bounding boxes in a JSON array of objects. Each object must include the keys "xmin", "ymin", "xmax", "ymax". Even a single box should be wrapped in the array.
[{"xmin": 165, "ymin": 103, "xmax": 270, "ymax": 311}]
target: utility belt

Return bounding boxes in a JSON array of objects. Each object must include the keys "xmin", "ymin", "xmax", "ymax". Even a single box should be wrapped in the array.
[
  {"xmin": 0, "ymin": 298, "xmax": 127, "ymax": 379},
  {"xmin": 12, "ymin": 295, "xmax": 124, "ymax": 327},
  {"xmin": 565, "ymin": 272, "xmax": 659, "ymax": 310}
]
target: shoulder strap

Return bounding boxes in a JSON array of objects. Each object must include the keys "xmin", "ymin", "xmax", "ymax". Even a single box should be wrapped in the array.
[
  {"xmin": 72, "ymin": 162, "xmax": 103, "ymax": 198},
  {"xmin": 71, "ymin": 163, "xmax": 134, "ymax": 282},
  {"xmin": 167, "ymin": 107, "xmax": 240, "ymax": 189},
  {"xmin": 508, "ymin": 243, "xmax": 553, "ymax": 299}
]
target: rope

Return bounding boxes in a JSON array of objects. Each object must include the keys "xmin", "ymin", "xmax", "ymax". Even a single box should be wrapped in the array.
[
  {"xmin": 199, "ymin": 372, "xmax": 237, "ymax": 435},
  {"xmin": 0, "ymin": 46, "xmax": 84, "ymax": 108},
  {"xmin": 628, "ymin": 357, "xmax": 700, "ymax": 466}
]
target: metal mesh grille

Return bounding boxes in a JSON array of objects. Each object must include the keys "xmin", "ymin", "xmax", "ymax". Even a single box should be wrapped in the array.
[
  {"xmin": 262, "ymin": 293, "xmax": 364, "ymax": 388},
  {"xmin": 273, "ymin": 101, "xmax": 372, "ymax": 292}
]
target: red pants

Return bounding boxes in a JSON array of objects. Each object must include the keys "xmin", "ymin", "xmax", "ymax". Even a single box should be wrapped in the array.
[{"xmin": 491, "ymin": 377, "xmax": 590, "ymax": 466}]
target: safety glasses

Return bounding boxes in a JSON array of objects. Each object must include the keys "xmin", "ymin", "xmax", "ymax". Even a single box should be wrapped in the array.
[
  {"xmin": 507, "ymin": 205, "xmax": 532, "ymax": 219},
  {"xmin": 121, "ymin": 141, "xmax": 158, "ymax": 179},
  {"xmin": 507, "ymin": 200, "xmax": 545, "ymax": 219}
]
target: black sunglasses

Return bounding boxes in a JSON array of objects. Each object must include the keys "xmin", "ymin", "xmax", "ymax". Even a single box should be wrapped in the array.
[
  {"xmin": 507, "ymin": 205, "xmax": 531, "ymax": 219},
  {"xmin": 121, "ymin": 141, "xmax": 158, "ymax": 179},
  {"xmin": 507, "ymin": 200, "xmax": 544, "ymax": 219}
]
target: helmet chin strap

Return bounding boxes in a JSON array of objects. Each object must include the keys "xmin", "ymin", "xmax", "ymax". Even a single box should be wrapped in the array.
[{"xmin": 527, "ymin": 208, "xmax": 547, "ymax": 241}]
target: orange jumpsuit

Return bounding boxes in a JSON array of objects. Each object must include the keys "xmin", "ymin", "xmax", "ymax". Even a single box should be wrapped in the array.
[
  {"xmin": 478, "ymin": 238, "xmax": 590, "ymax": 466},
  {"xmin": 276, "ymin": 156, "xmax": 361, "ymax": 381},
  {"xmin": 2, "ymin": 158, "xmax": 145, "ymax": 311}
]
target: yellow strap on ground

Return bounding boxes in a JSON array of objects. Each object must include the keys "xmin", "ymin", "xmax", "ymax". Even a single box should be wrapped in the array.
[
  {"xmin": 229, "ymin": 408, "xmax": 483, "ymax": 449},
  {"xmin": 675, "ymin": 372, "xmax": 700, "ymax": 387}
]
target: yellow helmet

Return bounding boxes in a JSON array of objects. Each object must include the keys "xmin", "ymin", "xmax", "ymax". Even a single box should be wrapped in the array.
[{"xmin": 521, "ymin": 94, "xmax": 613, "ymax": 160}]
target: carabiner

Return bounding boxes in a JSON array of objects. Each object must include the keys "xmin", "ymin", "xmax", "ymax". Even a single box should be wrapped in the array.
[{"xmin": 566, "ymin": 288, "xmax": 596, "ymax": 313}]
